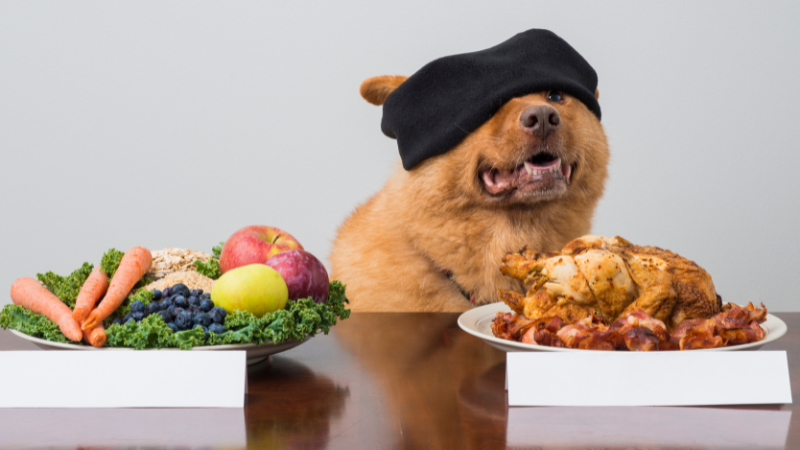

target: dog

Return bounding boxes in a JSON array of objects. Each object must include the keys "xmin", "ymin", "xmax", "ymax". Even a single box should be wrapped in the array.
[{"xmin": 330, "ymin": 75, "xmax": 608, "ymax": 312}]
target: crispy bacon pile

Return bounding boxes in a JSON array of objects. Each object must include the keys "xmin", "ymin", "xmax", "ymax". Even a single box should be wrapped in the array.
[{"xmin": 491, "ymin": 302, "xmax": 768, "ymax": 351}]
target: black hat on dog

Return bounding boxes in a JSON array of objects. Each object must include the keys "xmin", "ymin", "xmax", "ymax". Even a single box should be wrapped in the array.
[{"xmin": 381, "ymin": 29, "xmax": 600, "ymax": 171}]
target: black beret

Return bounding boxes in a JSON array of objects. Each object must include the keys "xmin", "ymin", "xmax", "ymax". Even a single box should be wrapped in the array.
[{"xmin": 381, "ymin": 29, "xmax": 600, "ymax": 171}]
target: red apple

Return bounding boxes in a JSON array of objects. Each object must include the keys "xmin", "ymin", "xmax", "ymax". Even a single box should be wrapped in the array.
[
  {"xmin": 220, "ymin": 225, "xmax": 304, "ymax": 274},
  {"xmin": 265, "ymin": 250, "xmax": 329, "ymax": 303}
]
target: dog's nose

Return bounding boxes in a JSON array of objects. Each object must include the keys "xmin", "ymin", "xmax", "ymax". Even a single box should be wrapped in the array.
[{"xmin": 519, "ymin": 105, "xmax": 560, "ymax": 138}]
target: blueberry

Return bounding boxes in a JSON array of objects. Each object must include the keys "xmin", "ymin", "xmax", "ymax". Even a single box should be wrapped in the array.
[
  {"xmin": 123, "ymin": 313, "xmax": 132, "ymax": 323},
  {"xmin": 187, "ymin": 295, "xmax": 201, "ymax": 308},
  {"xmin": 131, "ymin": 311, "xmax": 144, "ymax": 321},
  {"xmin": 201, "ymin": 292, "xmax": 212, "ymax": 300},
  {"xmin": 124, "ymin": 316, "xmax": 135, "ymax": 325},
  {"xmin": 167, "ymin": 322, "xmax": 179, "ymax": 333},
  {"xmin": 161, "ymin": 287, "xmax": 172, "ymax": 297},
  {"xmin": 209, "ymin": 307, "xmax": 227, "ymax": 324},
  {"xmin": 130, "ymin": 300, "xmax": 145, "ymax": 313},
  {"xmin": 112, "ymin": 318, "xmax": 123, "ymax": 326},
  {"xmin": 168, "ymin": 305, "xmax": 185, "ymax": 319},
  {"xmin": 157, "ymin": 299, "xmax": 170, "ymax": 311},
  {"xmin": 157, "ymin": 310, "xmax": 173, "ymax": 323},
  {"xmin": 151, "ymin": 289, "xmax": 162, "ymax": 300},
  {"xmin": 190, "ymin": 289, "xmax": 203, "ymax": 297},
  {"xmin": 173, "ymin": 295, "xmax": 188, "ymax": 308},
  {"xmin": 175, "ymin": 311, "xmax": 193, "ymax": 330},
  {"xmin": 190, "ymin": 306, "xmax": 203, "ymax": 315},
  {"xmin": 197, "ymin": 324, "xmax": 209, "ymax": 340},
  {"xmin": 145, "ymin": 303, "xmax": 160, "ymax": 316},
  {"xmin": 171, "ymin": 283, "xmax": 190, "ymax": 297},
  {"xmin": 209, "ymin": 323, "xmax": 226, "ymax": 334},
  {"xmin": 199, "ymin": 299, "xmax": 214, "ymax": 312},
  {"xmin": 193, "ymin": 312, "xmax": 212, "ymax": 327}
]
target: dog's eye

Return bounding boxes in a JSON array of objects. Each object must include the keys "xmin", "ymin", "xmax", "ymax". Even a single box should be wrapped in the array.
[{"xmin": 547, "ymin": 91, "xmax": 564, "ymax": 102}]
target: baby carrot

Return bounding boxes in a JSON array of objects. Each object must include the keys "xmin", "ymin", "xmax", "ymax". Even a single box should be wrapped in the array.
[
  {"xmin": 82, "ymin": 322, "xmax": 107, "ymax": 348},
  {"xmin": 72, "ymin": 267, "xmax": 109, "ymax": 323},
  {"xmin": 81, "ymin": 246, "xmax": 151, "ymax": 330},
  {"xmin": 10, "ymin": 277, "xmax": 83, "ymax": 342}
]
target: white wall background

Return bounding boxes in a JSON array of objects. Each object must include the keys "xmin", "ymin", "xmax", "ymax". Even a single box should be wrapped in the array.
[{"xmin": 2, "ymin": 1, "xmax": 799, "ymax": 310}]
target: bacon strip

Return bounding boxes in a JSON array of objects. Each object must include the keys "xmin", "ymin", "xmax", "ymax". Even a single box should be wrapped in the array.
[{"xmin": 492, "ymin": 303, "xmax": 767, "ymax": 351}]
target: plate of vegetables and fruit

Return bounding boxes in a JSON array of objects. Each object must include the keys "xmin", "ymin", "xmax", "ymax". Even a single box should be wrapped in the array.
[{"xmin": 1, "ymin": 239, "xmax": 351, "ymax": 365}]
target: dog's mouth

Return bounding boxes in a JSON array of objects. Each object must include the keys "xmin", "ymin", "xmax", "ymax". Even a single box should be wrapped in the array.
[{"xmin": 480, "ymin": 152, "xmax": 574, "ymax": 197}]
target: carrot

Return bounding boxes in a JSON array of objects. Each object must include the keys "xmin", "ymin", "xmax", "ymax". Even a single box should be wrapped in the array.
[
  {"xmin": 72, "ymin": 267, "xmax": 109, "ymax": 322},
  {"xmin": 10, "ymin": 277, "xmax": 83, "ymax": 342},
  {"xmin": 82, "ymin": 322, "xmax": 107, "ymax": 348},
  {"xmin": 81, "ymin": 246, "xmax": 151, "ymax": 330}
]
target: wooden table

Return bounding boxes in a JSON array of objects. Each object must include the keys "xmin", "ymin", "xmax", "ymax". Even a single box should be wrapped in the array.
[{"xmin": 0, "ymin": 312, "xmax": 797, "ymax": 449}]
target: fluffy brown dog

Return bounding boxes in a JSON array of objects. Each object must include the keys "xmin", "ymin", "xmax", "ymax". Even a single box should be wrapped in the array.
[{"xmin": 330, "ymin": 75, "xmax": 608, "ymax": 312}]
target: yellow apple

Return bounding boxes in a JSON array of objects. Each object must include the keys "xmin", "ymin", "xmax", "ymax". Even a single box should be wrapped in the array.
[{"xmin": 211, "ymin": 264, "xmax": 288, "ymax": 317}]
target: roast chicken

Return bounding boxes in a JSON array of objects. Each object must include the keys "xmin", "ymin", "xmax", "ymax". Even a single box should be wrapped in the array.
[{"xmin": 499, "ymin": 234, "xmax": 722, "ymax": 331}]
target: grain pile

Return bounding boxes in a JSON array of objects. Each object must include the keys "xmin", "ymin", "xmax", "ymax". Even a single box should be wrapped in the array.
[
  {"xmin": 143, "ymin": 247, "xmax": 216, "ymax": 292},
  {"xmin": 148, "ymin": 248, "xmax": 212, "ymax": 276},
  {"xmin": 143, "ymin": 271, "xmax": 215, "ymax": 293}
]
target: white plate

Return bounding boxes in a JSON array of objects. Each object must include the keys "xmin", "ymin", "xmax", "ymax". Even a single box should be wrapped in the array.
[
  {"xmin": 8, "ymin": 329, "xmax": 309, "ymax": 365},
  {"xmin": 458, "ymin": 302, "xmax": 788, "ymax": 352}
]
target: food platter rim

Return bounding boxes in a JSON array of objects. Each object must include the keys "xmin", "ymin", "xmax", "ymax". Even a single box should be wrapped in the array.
[
  {"xmin": 457, "ymin": 301, "xmax": 788, "ymax": 353},
  {"xmin": 7, "ymin": 329, "xmax": 310, "ymax": 351}
]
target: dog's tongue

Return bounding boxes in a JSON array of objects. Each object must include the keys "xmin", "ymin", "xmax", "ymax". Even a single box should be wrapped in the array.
[
  {"xmin": 493, "ymin": 168, "xmax": 518, "ymax": 187},
  {"xmin": 482, "ymin": 168, "xmax": 516, "ymax": 195}
]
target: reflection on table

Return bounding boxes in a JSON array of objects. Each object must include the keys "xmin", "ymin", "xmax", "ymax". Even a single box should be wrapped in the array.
[{"xmin": 246, "ymin": 357, "xmax": 350, "ymax": 449}]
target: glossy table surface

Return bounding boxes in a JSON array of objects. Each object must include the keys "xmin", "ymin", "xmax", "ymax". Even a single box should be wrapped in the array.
[{"xmin": 0, "ymin": 312, "xmax": 797, "ymax": 450}]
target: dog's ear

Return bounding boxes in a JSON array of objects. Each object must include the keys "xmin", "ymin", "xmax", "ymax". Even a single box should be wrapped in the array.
[
  {"xmin": 594, "ymin": 88, "xmax": 600, "ymax": 100},
  {"xmin": 360, "ymin": 75, "xmax": 408, "ymax": 106}
]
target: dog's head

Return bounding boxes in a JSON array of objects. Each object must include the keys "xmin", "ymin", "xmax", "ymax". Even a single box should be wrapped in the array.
[{"xmin": 362, "ymin": 76, "xmax": 608, "ymax": 210}]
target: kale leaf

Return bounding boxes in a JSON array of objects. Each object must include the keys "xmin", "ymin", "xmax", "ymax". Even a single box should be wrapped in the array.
[
  {"xmin": 0, "ymin": 304, "xmax": 71, "ymax": 344},
  {"xmin": 100, "ymin": 248, "xmax": 125, "ymax": 278},
  {"xmin": 207, "ymin": 310, "xmax": 263, "ymax": 345},
  {"xmin": 36, "ymin": 262, "xmax": 94, "ymax": 309},
  {"xmin": 173, "ymin": 327, "xmax": 207, "ymax": 350},
  {"xmin": 212, "ymin": 242, "xmax": 224, "ymax": 259},
  {"xmin": 193, "ymin": 241, "xmax": 224, "ymax": 280},
  {"xmin": 104, "ymin": 288, "xmax": 154, "ymax": 326},
  {"xmin": 105, "ymin": 314, "xmax": 174, "ymax": 350}
]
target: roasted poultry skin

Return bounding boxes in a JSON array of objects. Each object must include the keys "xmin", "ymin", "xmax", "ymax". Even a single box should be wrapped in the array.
[{"xmin": 499, "ymin": 235, "xmax": 721, "ymax": 331}]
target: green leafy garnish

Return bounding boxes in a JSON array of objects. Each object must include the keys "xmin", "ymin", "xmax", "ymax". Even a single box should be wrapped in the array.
[
  {"xmin": 0, "ymin": 304, "xmax": 71, "ymax": 343},
  {"xmin": 36, "ymin": 262, "xmax": 94, "ymax": 309},
  {"xmin": 173, "ymin": 326, "xmax": 208, "ymax": 350},
  {"xmin": 106, "ymin": 314, "xmax": 174, "ymax": 350},
  {"xmin": 212, "ymin": 242, "xmax": 223, "ymax": 259},
  {"xmin": 100, "ymin": 248, "xmax": 125, "ymax": 278},
  {"xmin": 208, "ymin": 310, "xmax": 262, "ymax": 345},
  {"xmin": 104, "ymin": 288, "xmax": 154, "ymax": 326},
  {"xmin": 194, "ymin": 241, "xmax": 224, "ymax": 280}
]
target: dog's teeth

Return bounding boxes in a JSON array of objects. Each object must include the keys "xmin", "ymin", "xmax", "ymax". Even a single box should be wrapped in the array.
[{"xmin": 523, "ymin": 162, "xmax": 534, "ymax": 175}]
